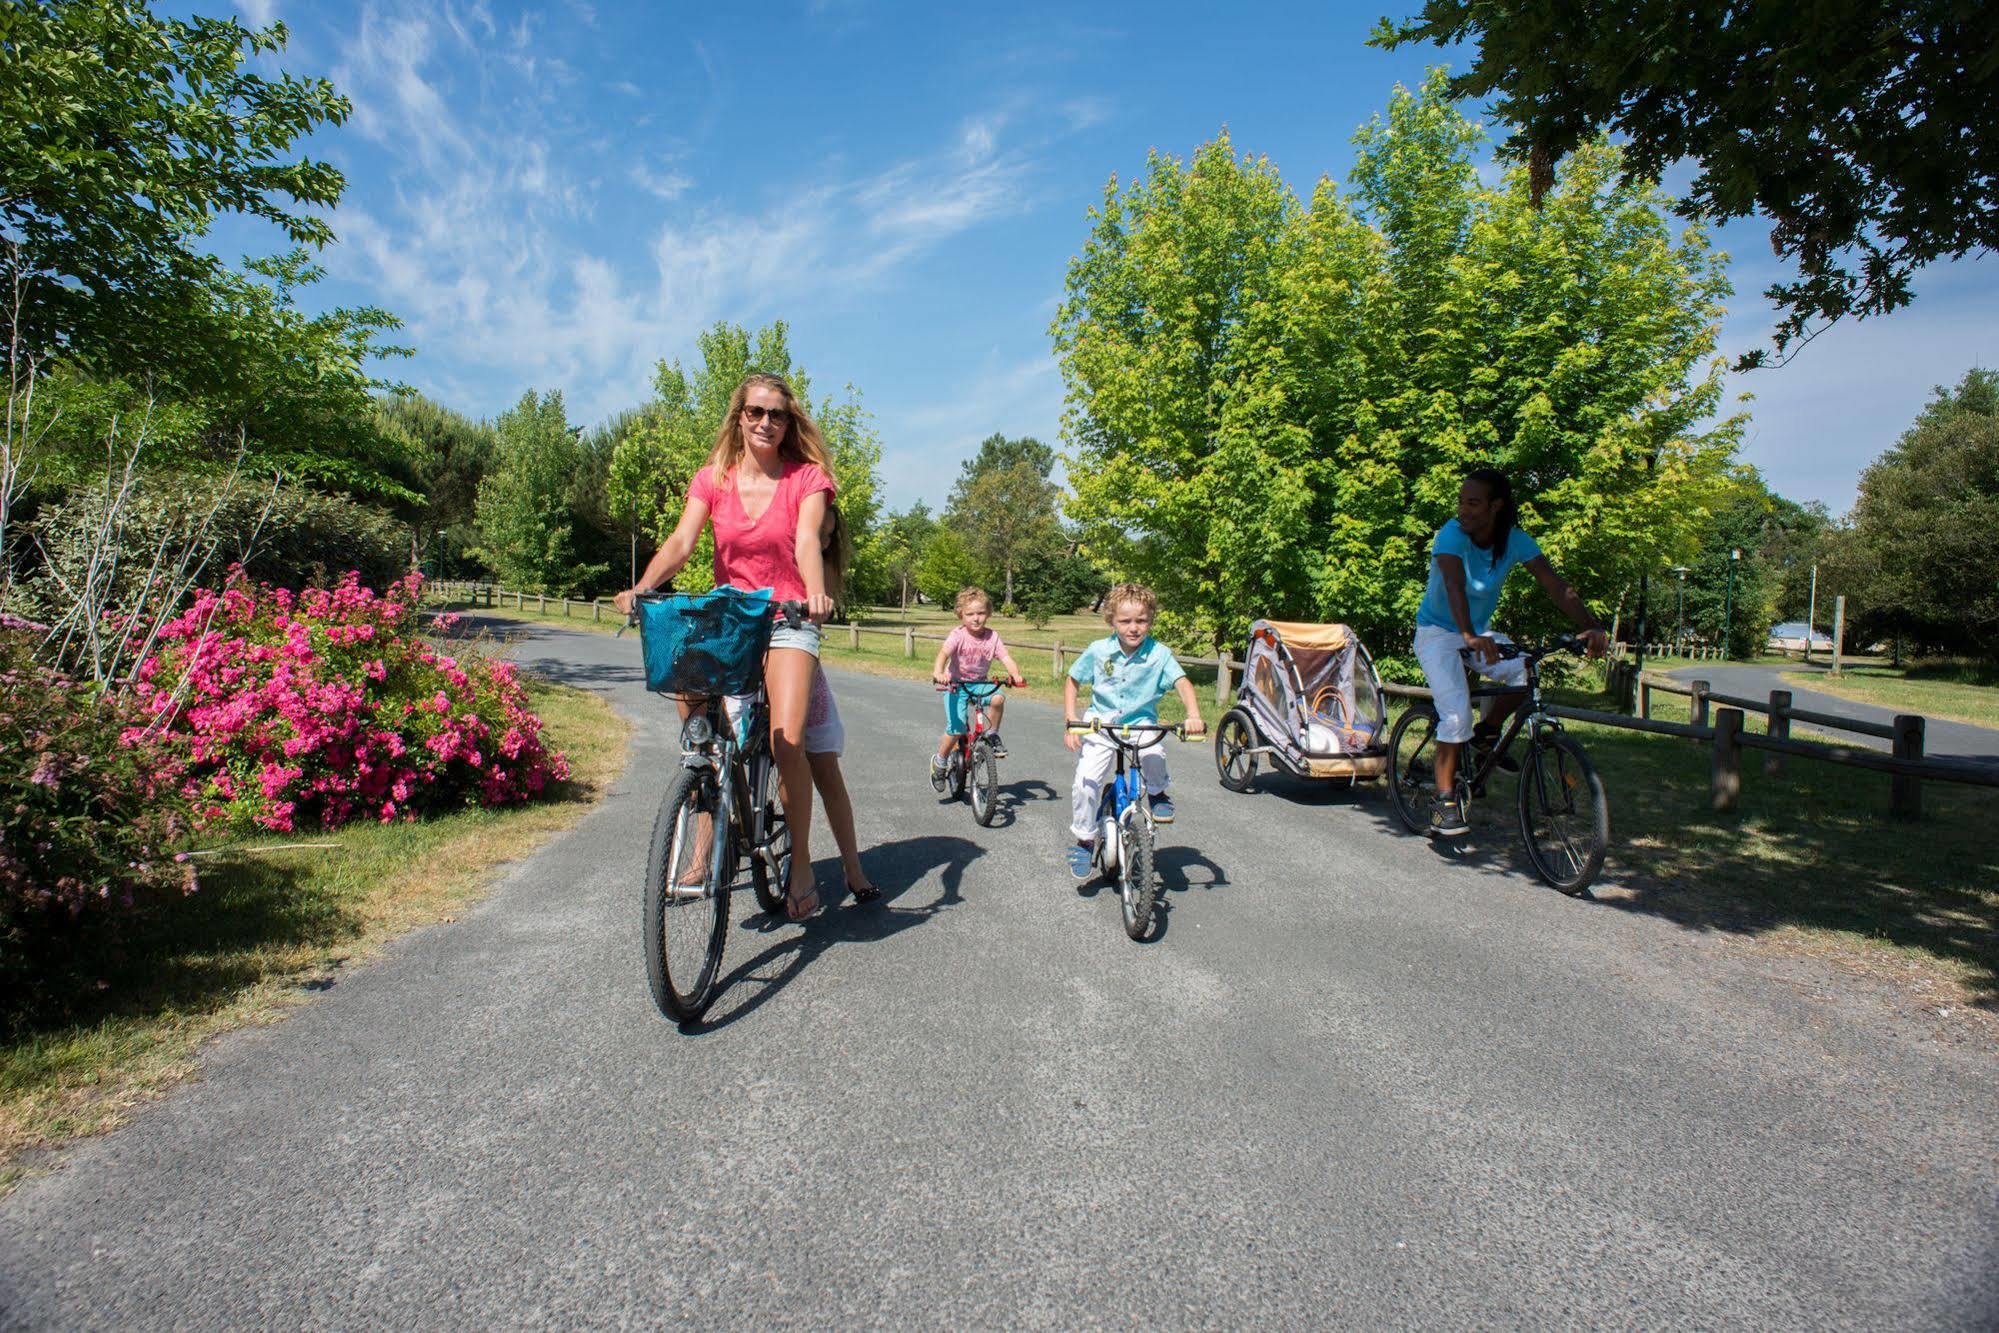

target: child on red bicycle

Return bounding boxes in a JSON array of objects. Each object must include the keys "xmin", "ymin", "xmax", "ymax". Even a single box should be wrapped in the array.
[
  {"xmin": 1062, "ymin": 582, "xmax": 1205, "ymax": 879},
  {"xmin": 931, "ymin": 585, "xmax": 1025, "ymax": 783}
]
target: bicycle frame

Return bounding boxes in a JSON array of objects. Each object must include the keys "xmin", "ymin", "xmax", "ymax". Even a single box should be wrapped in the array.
[
  {"xmin": 1456, "ymin": 642, "xmax": 1566, "ymax": 792},
  {"xmin": 946, "ymin": 680, "xmax": 1005, "ymax": 770}
]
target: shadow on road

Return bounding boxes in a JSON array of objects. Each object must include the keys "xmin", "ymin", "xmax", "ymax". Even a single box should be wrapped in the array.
[{"xmin": 679, "ymin": 834, "xmax": 986, "ymax": 1033}]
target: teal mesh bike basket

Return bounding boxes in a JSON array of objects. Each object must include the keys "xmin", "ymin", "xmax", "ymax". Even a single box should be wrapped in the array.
[{"xmin": 638, "ymin": 588, "xmax": 775, "ymax": 696}]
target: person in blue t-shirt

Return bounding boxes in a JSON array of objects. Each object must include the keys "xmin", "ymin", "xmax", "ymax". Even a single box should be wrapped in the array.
[
  {"xmin": 1416, "ymin": 468, "xmax": 1607, "ymax": 837},
  {"xmin": 1061, "ymin": 582, "xmax": 1206, "ymax": 879}
]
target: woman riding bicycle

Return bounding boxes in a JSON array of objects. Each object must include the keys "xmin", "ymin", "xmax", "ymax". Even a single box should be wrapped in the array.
[
  {"xmin": 1416, "ymin": 468, "xmax": 1607, "ymax": 837},
  {"xmin": 615, "ymin": 373, "xmax": 836, "ymax": 919}
]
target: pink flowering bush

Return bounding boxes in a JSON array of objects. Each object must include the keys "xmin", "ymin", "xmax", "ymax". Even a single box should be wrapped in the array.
[
  {"xmin": 133, "ymin": 569, "xmax": 570, "ymax": 834},
  {"xmin": 2, "ymin": 619, "xmax": 194, "ymax": 1014}
]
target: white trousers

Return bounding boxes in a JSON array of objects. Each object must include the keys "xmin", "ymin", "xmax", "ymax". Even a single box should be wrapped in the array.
[
  {"xmin": 1069, "ymin": 732, "xmax": 1169, "ymax": 842},
  {"xmin": 1413, "ymin": 625, "xmax": 1526, "ymax": 743}
]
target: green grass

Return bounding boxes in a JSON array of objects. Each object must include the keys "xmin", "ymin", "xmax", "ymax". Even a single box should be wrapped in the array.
[
  {"xmin": 0, "ymin": 680, "xmax": 629, "ymax": 1189},
  {"xmin": 1408, "ymin": 683, "xmax": 1999, "ymax": 1014},
  {"xmin": 1782, "ymin": 661, "xmax": 1999, "ymax": 730}
]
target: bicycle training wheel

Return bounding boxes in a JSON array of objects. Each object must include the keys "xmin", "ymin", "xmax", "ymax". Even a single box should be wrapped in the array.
[
  {"xmin": 1517, "ymin": 732, "xmax": 1610, "ymax": 895},
  {"xmin": 1387, "ymin": 706, "xmax": 1441, "ymax": 834},
  {"xmin": 970, "ymin": 739, "xmax": 1000, "ymax": 826},
  {"xmin": 1215, "ymin": 707, "xmax": 1257, "ymax": 792},
  {"xmin": 1118, "ymin": 811, "xmax": 1156, "ymax": 941},
  {"xmin": 643, "ymin": 768, "xmax": 731, "ymax": 1021}
]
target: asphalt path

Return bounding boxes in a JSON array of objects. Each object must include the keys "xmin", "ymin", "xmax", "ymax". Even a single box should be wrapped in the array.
[
  {"xmin": 3, "ymin": 618, "xmax": 1995, "ymax": 1327},
  {"xmin": 1666, "ymin": 662, "xmax": 1999, "ymax": 768}
]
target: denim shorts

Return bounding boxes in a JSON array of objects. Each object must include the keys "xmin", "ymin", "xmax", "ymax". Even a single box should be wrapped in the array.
[{"xmin": 768, "ymin": 619, "xmax": 822, "ymax": 658}]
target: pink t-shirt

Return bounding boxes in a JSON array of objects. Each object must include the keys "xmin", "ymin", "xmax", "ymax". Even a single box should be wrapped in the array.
[
  {"xmin": 942, "ymin": 624, "xmax": 1006, "ymax": 682},
  {"xmin": 687, "ymin": 460, "xmax": 835, "ymax": 604}
]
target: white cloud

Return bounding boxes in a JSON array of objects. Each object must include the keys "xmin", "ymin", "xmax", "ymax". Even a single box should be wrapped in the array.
[
  {"xmin": 234, "ymin": 0, "xmax": 278, "ymax": 24},
  {"xmin": 629, "ymin": 160, "xmax": 693, "ymax": 202},
  {"xmin": 876, "ymin": 353, "xmax": 1067, "ymax": 509}
]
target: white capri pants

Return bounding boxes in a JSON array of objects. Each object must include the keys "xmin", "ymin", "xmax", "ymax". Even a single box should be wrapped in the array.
[
  {"xmin": 1413, "ymin": 625, "xmax": 1527, "ymax": 744},
  {"xmin": 1069, "ymin": 730, "xmax": 1169, "ymax": 843}
]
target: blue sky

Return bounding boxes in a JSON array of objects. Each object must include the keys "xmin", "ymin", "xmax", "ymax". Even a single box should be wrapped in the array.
[{"xmin": 213, "ymin": 0, "xmax": 1997, "ymax": 517}]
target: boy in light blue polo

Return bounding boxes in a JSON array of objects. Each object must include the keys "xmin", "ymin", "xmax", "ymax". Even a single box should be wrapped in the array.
[{"xmin": 1062, "ymin": 583, "xmax": 1205, "ymax": 879}]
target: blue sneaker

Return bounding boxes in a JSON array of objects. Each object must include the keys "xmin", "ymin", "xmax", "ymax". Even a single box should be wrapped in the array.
[
  {"xmin": 1066, "ymin": 843, "xmax": 1096, "ymax": 880},
  {"xmin": 1148, "ymin": 793, "xmax": 1176, "ymax": 824}
]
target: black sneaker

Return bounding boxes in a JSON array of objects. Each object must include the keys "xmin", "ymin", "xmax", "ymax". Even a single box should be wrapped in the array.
[
  {"xmin": 1429, "ymin": 795, "xmax": 1469, "ymax": 837},
  {"xmin": 929, "ymin": 755, "xmax": 949, "ymax": 792},
  {"xmin": 984, "ymin": 731, "xmax": 1008, "ymax": 758}
]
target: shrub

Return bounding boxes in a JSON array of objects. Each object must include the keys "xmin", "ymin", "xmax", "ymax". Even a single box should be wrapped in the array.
[
  {"xmin": 1, "ymin": 617, "xmax": 194, "ymax": 1010},
  {"xmin": 133, "ymin": 570, "xmax": 570, "ymax": 833},
  {"xmin": 25, "ymin": 473, "xmax": 411, "ymax": 619}
]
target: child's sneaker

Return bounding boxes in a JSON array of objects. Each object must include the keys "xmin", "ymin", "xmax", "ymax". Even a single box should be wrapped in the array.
[
  {"xmin": 929, "ymin": 755, "xmax": 949, "ymax": 792},
  {"xmin": 1147, "ymin": 793, "xmax": 1176, "ymax": 824},
  {"xmin": 1066, "ymin": 843, "xmax": 1096, "ymax": 879},
  {"xmin": 984, "ymin": 731, "xmax": 1007, "ymax": 758},
  {"xmin": 1428, "ymin": 795, "xmax": 1469, "ymax": 837}
]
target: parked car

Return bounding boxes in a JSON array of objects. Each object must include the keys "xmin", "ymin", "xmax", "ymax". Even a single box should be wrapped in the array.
[{"xmin": 1767, "ymin": 621, "xmax": 1833, "ymax": 653}]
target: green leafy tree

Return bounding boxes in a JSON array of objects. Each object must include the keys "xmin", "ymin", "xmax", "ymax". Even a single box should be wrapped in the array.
[
  {"xmin": 0, "ymin": 1, "xmax": 349, "ymax": 376},
  {"xmin": 1374, "ymin": 3, "xmax": 1999, "ymax": 366},
  {"xmin": 474, "ymin": 390, "xmax": 603, "ymax": 594},
  {"xmin": 946, "ymin": 433, "xmax": 1058, "ymax": 511},
  {"xmin": 1015, "ymin": 539, "xmax": 1104, "ymax": 628},
  {"xmin": 374, "ymin": 392, "xmax": 496, "ymax": 578},
  {"xmin": 947, "ymin": 463, "xmax": 1060, "ymax": 613},
  {"xmin": 1054, "ymin": 76, "xmax": 1740, "ymax": 658},
  {"xmin": 1822, "ymin": 369, "xmax": 1999, "ymax": 658},
  {"xmin": 913, "ymin": 525, "xmax": 987, "ymax": 610},
  {"xmin": 867, "ymin": 502, "xmax": 937, "ymax": 608}
]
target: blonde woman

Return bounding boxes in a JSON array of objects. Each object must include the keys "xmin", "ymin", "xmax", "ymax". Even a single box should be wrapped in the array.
[{"xmin": 616, "ymin": 374, "xmax": 836, "ymax": 920}]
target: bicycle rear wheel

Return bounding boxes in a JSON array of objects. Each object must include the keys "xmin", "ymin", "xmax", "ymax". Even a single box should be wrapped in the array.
[
  {"xmin": 1387, "ymin": 706, "xmax": 1441, "ymax": 834},
  {"xmin": 1517, "ymin": 732, "xmax": 1610, "ymax": 895},
  {"xmin": 643, "ymin": 767, "xmax": 731, "ymax": 1020},
  {"xmin": 1118, "ymin": 810, "xmax": 1156, "ymax": 941},
  {"xmin": 970, "ymin": 739, "xmax": 1000, "ymax": 826},
  {"xmin": 747, "ymin": 757, "xmax": 788, "ymax": 916}
]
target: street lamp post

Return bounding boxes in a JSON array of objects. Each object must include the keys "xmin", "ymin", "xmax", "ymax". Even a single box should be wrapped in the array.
[
  {"xmin": 1670, "ymin": 566, "xmax": 1689, "ymax": 653},
  {"xmin": 1721, "ymin": 548, "xmax": 1741, "ymax": 658}
]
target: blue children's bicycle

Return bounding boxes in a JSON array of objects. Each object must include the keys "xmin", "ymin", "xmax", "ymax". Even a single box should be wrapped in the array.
[{"xmin": 1065, "ymin": 719, "xmax": 1190, "ymax": 941}]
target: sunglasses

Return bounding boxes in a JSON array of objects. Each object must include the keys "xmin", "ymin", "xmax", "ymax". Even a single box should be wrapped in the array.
[{"xmin": 740, "ymin": 405, "xmax": 792, "ymax": 426}]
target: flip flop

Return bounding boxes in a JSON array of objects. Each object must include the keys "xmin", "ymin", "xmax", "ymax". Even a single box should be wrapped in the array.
[
  {"xmin": 847, "ymin": 878, "xmax": 881, "ymax": 904},
  {"xmin": 784, "ymin": 877, "xmax": 821, "ymax": 921}
]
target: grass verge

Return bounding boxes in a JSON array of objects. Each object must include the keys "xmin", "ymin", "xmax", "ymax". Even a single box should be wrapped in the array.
[
  {"xmin": 0, "ymin": 679, "xmax": 629, "ymax": 1192},
  {"xmin": 1398, "ymin": 685, "xmax": 1999, "ymax": 1021},
  {"xmin": 1781, "ymin": 662, "xmax": 1999, "ymax": 731}
]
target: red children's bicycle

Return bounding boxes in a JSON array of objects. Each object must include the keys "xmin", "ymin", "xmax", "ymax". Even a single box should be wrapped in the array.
[{"xmin": 932, "ymin": 678, "xmax": 1023, "ymax": 826}]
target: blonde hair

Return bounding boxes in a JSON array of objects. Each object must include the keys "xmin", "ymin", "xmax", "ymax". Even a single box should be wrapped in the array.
[
  {"xmin": 705, "ymin": 373, "xmax": 837, "ymax": 486},
  {"xmin": 954, "ymin": 586, "xmax": 992, "ymax": 615},
  {"xmin": 1102, "ymin": 582, "xmax": 1157, "ymax": 623}
]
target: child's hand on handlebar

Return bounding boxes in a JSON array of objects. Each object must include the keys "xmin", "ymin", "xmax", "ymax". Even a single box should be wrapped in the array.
[
  {"xmin": 1461, "ymin": 632, "xmax": 1501, "ymax": 666},
  {"xmin": 1064, "ymin": 719, "xmax": 1084, "ymax": 752},
  {"xmin": 1008, "ymin": 674, "xmax": 1027, "ymax": 689},
  {"xmin": 1182, "ymin": 715, "xmax": 1206, "ymax": 738}
]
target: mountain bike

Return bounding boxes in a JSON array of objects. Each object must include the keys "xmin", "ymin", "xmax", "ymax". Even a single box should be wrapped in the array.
[
  {"xmin": 1385, "ymin": 635, "xmax": 1610, "ymax": 895},
  {"xmin": 625, "ymin": 592, "xmax": 807, "ymax": 1021},
  {"xmin": 932, "ymin": 678, "xmax": 1022, "ymax": 827},
  {"xmin": 1065, "ymin": 719, "xmax": 1190, "ymax": 940}
]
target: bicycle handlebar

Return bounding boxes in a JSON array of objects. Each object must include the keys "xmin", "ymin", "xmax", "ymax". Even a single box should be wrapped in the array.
[
  {"xmin": 617, "ymin": 589, "xmax": 811, "ymax": 637},
  {"xmin": 1064, "ymin": 719, "xmax": 1198, "ymax": 742},
  {"xmin": 935, "ymin": 678, "xmax": 1024, "ymax": 695},
  {"xmin": 1457, "ymin": 633, "xmax": 1587, "ymax": 664}
]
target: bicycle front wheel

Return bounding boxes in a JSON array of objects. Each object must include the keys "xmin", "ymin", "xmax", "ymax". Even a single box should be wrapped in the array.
[
  {"xmin": 1118, "ymin": 811, "xmax": 1156, "ymax": 941},
  {"xmin": 1517, "ymin": 732, "xmax": 1610, "ymax": 895},
  {"xmin": 643, "ymin": 767, "xmax": 731, "ymax": 1020},
  {"xmin": 970, "ymin": 739, "xmax": 1000, "ymax": 826},
  {"xmin": 1387, "ymin": 706, "xmax": 1440, "ymax": 834}
]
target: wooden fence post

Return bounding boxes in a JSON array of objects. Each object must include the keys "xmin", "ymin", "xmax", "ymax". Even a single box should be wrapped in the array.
[
  {"xmin": 904, "ymin": 628, "xmax": 915, "ymax": 659},
  {"xmin": 1053, "ymin": 641, "xmax": 1065, "ymax": 679},
  {"xmin": 1831, "ymin": 595, "xmax": 1846, "ymax": 677},
  {"xmin": 1690, "ymin": 679, "xmax": 1710, "ymax": 728},
  {"xmin": 1216, "ymin": 656, "xmax": 1233, "ymax": 710},
  {"xmin": 1765, "ymin": 690, "xmax": 1791, "ymax": 777},
  {"xmin": 515, "ymin": 590, "xmax": 523, "ymax": 610},
  {"xmin": 1711, "ymin": 707, "xmax": 1743, "ymax": 811},
  {"xmin": 561, "ymin": 597, "xmax": 570, "ymax": 618},
  {"xmin": 592, "ymin": 600, "xmax": 601, "ymax": 623},
  {"xmin": 1891, "ymin": 714, "xmax": 1924, "ymax": 820},
  {"xmin": 1639, "ymin": 675, "xmax": 1652, "ymax": 720},
  {"xmin": 537, "ymin": 593, "xmax": 546, "ymax": 614},
  {"xmin": 848, "ymin": 624, "xmax": 859, "ymax": 650}
]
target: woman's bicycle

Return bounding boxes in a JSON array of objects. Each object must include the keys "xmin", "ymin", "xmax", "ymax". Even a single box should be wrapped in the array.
[
  {"xmin": 626, "ymin": 590, "xmax": 808, "ymax": 1021},
  {"xmin": 932, "ymin": 678, "xmax": 1022, "ymax": 826},
  {"xmin": 1385, "ymin": 635, "xmax": 1611, "ymax": 895},
  {"xmin": 1065, "ymin": 719, "xmax": 1189, "ymax": 940}
]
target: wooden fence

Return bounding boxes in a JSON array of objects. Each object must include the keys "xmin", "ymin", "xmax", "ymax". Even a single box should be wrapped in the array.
[{"xmin": 430, "ymin": 581, "xmax": 1997, "ymax": 820}]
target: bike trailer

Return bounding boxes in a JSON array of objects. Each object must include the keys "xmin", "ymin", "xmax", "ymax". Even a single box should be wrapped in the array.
[
  {"xmin": 1234, "ymin": 619, "xmax": 1389, "ymax": 779},
  {"xmin": 638, "ymin": 587, "xmax": 775, "ymax": 697}
]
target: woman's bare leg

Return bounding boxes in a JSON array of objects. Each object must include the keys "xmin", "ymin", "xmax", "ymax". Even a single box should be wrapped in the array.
[
  {"xmin": 808, "ymin": 752, "xmax": 874, "ymax": 895},
  {"xmin": 765, "ymin": 646, "xmax": 819, "ymax": 916}
]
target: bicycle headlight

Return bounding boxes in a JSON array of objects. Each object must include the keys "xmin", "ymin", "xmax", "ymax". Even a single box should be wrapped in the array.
[{"xmin": 681, "ymin": 714, "xmax": 714, "ymax": 749}]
